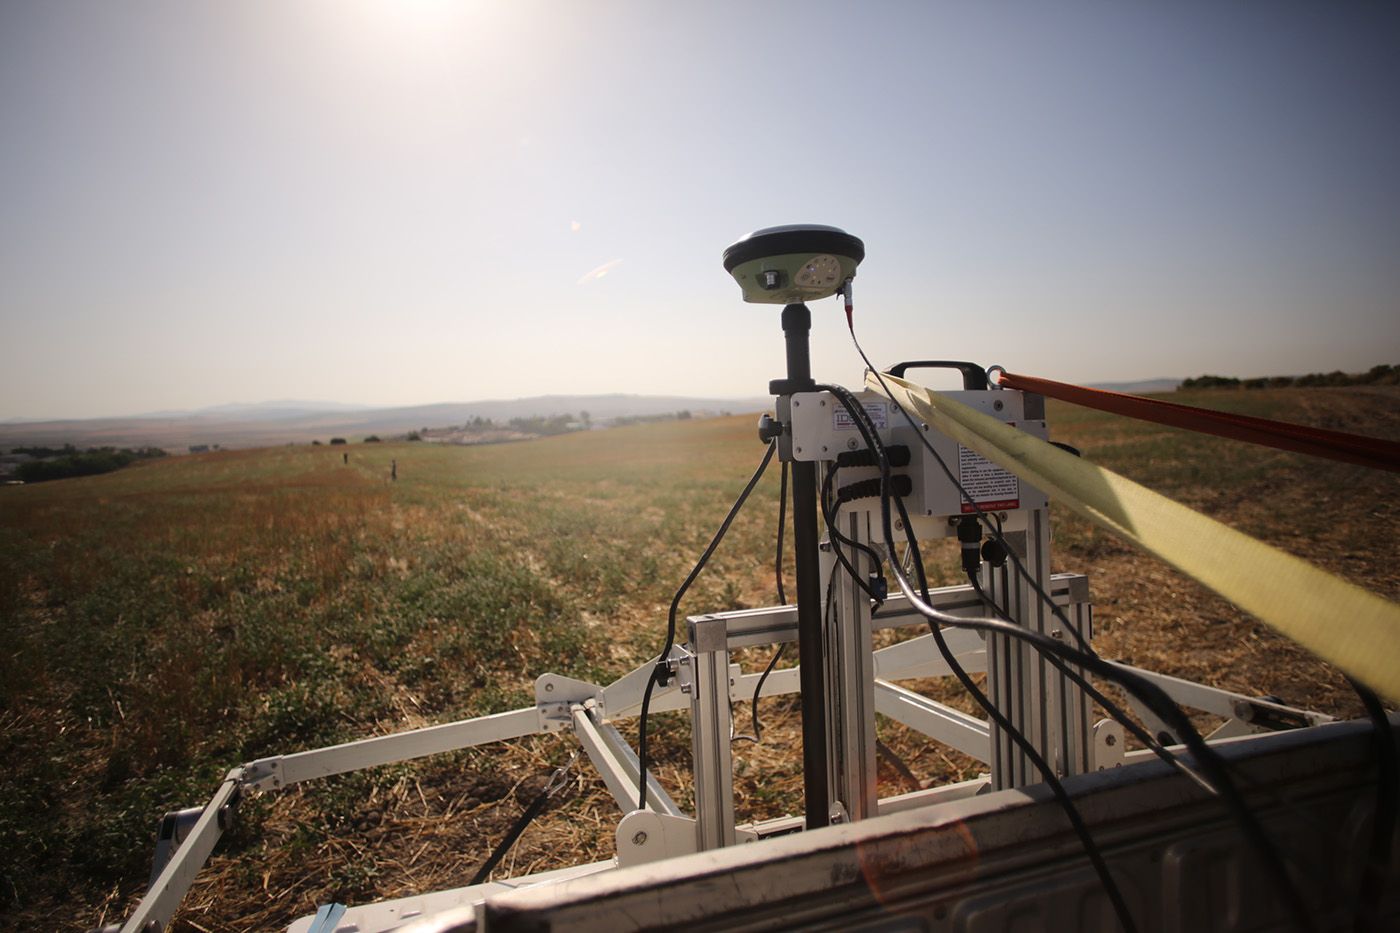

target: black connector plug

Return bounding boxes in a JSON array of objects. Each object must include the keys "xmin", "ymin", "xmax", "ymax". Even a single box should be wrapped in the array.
[
  {"xmin": 836, "ymin": 474, "xmax": 912, "ymax": 503},
  {"xmin": 981, "ymin": 537, "xmax": 1009, "ymax": 569},
  {"xmin": 957, "ymin": 515, "xmax": 983, "ymax": 578},
  {"xmin": 835, "ymin": 444, "xmax": 910, "ymax": 469}
]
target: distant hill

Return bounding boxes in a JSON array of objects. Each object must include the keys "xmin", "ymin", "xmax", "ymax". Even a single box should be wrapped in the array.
[
  {"xmin": 1085, "ymin": 378, "xmax": 1182, "ymax": 394},
  {"xmin": 0, "ymin": 394, "xmax": 773, "ymax": 451}
]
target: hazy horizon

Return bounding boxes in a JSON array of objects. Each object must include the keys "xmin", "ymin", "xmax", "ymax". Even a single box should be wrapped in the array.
[{"xmin": 4, "ymin": 1, "xmax": 1398, "ymax": 420}]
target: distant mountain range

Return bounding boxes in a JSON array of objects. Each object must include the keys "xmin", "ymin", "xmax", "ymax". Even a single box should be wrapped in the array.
[
  {"xmin": 0, "ymin": 394, "xmax": 775, "ymax": 451},
  {"xmin": 0, "ymin": 379, "xmax": 1188, "ymax": 452}
]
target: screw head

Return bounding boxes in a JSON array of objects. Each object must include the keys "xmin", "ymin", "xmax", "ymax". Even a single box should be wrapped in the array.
[
  {"xmin": 632, "ymin": 831, "xmax": 648, "ymax": 846},
  {"xmin": 544, "ymin": 682, "xmax": 554, "ymax": 692},
  {"xmin": 846, "ymin": 438, "xmax": 858, "ymax": 450}
]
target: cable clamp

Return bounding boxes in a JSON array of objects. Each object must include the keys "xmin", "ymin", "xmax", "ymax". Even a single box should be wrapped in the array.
[{"xmin": 544, "ymin": 750, "xmax": 579, "ymax": 798}]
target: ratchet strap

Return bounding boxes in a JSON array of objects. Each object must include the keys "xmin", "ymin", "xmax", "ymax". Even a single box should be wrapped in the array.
[
  {"xmin": 991, "ymin": 370, "xmax": 1400, "ymax": 473},
  {"xmin": 867, "ymin": 371, "xmax": 1400, "ymax": 702}
]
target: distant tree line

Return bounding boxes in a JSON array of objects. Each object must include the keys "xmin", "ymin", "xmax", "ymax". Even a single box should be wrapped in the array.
[
  {"xmin": 12, "ymin": 446, "xmax": 167, "ymax": 483},
  {"xmin": 1180, "ymin": 364, "xmax": 1398, "ymax": 391}
]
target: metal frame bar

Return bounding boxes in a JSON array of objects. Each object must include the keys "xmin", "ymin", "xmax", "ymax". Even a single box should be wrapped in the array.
[
  {"xmin": 121, "ymin": 770, "xmax": 243, "ymax": 933},
  {"xmin": 571, "ymin": 702, "xmax": 681, "ymax": 817},
  {"xmin": 1108, "ymin": 661, "xmax": 1333, "ymax": 728},
  {"xmin": 873, "ymin": 680, "xmax": 991, "ymax": 761},
  {"xmin": 119, "ymin": 575, "xmax": 1323, "ymax": 933},
  {"xmin": 688, "ymin": 615, "xmax": 736, "ymax": 849},
  {"xmin": 243, "ymin": 708, "xmax": 539, "ymax": 791},
  {"xmin": 825, "ymin": 509, "xmax": 879, "ymax": 821}
]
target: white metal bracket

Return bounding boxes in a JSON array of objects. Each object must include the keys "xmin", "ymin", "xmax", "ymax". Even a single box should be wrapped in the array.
[
  {"xmin": 616, "ymin": 810, "xmax": 699, "ymax": 868},
  {"xmin": 535, "ymin": 673, "xmax": 604, "ymax": 733}
]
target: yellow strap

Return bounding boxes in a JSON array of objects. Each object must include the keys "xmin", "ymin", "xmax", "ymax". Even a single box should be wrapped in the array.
[{"xmin": 868, "ymin": 371, "xmax": 1400, "ymax": 703}]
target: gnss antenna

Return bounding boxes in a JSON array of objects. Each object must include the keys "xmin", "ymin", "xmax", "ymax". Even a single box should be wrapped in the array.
[{"xmin": 723, "ymin": 224, "xmax": 864, "ymax": 829}]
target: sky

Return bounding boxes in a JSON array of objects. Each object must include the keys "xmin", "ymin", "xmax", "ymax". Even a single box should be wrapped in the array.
[{"xmin": 2, "ymin": 1, "xmax": 1398, "ymax": 419}]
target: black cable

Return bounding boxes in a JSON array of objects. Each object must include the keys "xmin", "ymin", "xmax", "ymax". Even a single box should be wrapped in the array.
[
  {"xmin": 776, "ymin": 458, "xmax": 788, "ymax": 607},
  {"xmin": 820, "ymin": 467, "xmax": 886, "ymax": 606},
  {"xmin": 637, "ymin": 441, "xmax": 776, "ymax": 810},
  {"xmin": 967, "ymin": 572, "xmax": 1216, "ymax": 795},
  {"xmin": 890, "ymin": 492, "xmax": 1140, "ymax": 933},
  {"xmin": 823, "ymin": 466, "xmax": 887, "ymax": 574},
  {"xmin": 745, "ymin": 459, "xmax": 790, "ymax": 745},
  {"xmin": 1349, "ymin": 677, "xmax": 1397, "ymax": 933},
  {"xmin": 846, "ymin": 338, "xmax": 1097, "ymax": 659},
  {"xmin": 812, "ymin": 375, "xmax": 1134, "ymax": 927},
  {"xmin": 470, "ymin": 755, "xmax": 575, "ymax": 886},
  {"xmin": 823, "ymin": 376, "xmax": 1314, "ymax": 932},
  {"xmin": 745, "ymin": 643, "xmax": 786, "ymax": 744}
]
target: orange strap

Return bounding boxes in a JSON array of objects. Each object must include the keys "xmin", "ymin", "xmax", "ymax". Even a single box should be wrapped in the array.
[{"xmin": 993, "ymin": 371, "xmax": 1400, "ymax": 473}]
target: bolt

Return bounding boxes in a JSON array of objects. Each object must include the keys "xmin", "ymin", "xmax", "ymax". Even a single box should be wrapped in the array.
[
  {"xmin": 544, "ymin": 683, "xmax": 554, "ymax": 692},
  {"xmin": 821, "ymin": 445, "xmax": 828, "ymax": 453},
  {"xmin": 921, "ymin": 423, "xmax": 929, "ymax": 431},
  {"xmin": 993, "ymin": 400, "xmax": 1004, "ymax": 412},
  {"xmin": 793, "ymin": 400, "xmax": 801, "ymax": 407},
  {"xmin": 894, "ymin": 519, "xmax": 904, "ymax": 531},
  {"xmin": 1105, "ymin": 734, "xmax": 1117, "ymax": 747},
  {"xmin": 796, "ymin": 446, "xmax": 803, "ymax": 454},
  {"xmin": 846, "ymin": 438, "xmax": 858, "ymax": 450},
  {"xmin": 632, "ymin": 831, "xmax": 648, "ymax": 846},
  {"xmin": 820, "ymin": 399, "xmax": 826, "ymax": 407}
]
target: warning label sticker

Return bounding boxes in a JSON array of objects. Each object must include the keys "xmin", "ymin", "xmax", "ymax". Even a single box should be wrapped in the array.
[
  {"xmin": 834, "ymin": 401, "xmax": 888, "ymax": 430},
  {"xmin": 957, "ymin": 444, "xmax": 1019, "ymax": 513}
]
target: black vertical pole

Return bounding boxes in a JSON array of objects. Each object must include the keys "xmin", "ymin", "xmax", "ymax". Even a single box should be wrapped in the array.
[{"xmin": 777, "ymin": 302, "xmax": 830, "ymax": 830}]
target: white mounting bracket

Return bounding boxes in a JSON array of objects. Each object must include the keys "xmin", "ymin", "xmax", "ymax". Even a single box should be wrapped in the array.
[
  {"xmin": 535, "ymin": 673, "xmax": 603, "ymax": 733},
  {"xmin": 616, "ymin": 810, "xmax": 699, "ymax": 868}
]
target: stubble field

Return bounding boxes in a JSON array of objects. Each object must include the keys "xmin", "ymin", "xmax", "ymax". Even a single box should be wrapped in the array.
[{"xmin": 1, "ymin": 385, "xmax": 1397, "ymax": 931}]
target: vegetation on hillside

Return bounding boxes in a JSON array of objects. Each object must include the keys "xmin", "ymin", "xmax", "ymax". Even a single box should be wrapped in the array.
[
  {"xmin": 9, "ymin": 445, "xmax": 167, "ymax": 483},
  {"xmin": 1180, "ymin": 362, "xmax": 1397, "ymax": 390}
]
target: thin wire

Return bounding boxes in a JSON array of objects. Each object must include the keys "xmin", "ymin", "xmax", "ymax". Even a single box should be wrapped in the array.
[{"xmin": 637, "ymin": 441, "xmax": 776, "ymax": 810}]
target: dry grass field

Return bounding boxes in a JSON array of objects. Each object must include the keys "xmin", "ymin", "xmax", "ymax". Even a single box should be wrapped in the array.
[{"xmin": 1, "ymin": 385, "xmax": 1397, "ymax": 931}]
